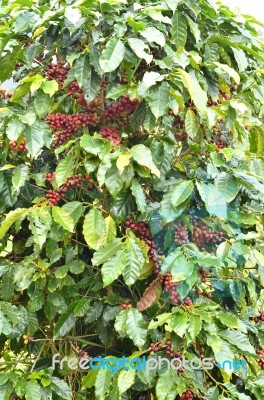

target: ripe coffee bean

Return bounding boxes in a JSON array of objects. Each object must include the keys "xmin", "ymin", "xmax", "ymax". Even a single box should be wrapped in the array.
[
  {"xmin": 45, "ymin": 61, "xmax": 70, "ymax": 84},
  {"xmin": 181, "ymin": 390, "xmax": 194, "ymax": 399},
  {"xmin": 174, "ymin": 222, "xmax": 189, "ymax": 245},
  {"xmin": 99, "ymin": 126, "xmax": 121, "ymax": 145}
]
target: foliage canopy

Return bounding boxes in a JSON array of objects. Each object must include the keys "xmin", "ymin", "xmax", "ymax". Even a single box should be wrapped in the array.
[{"xmin": 0, "ymin": 0, "xmax": 264, "ymax": 399}]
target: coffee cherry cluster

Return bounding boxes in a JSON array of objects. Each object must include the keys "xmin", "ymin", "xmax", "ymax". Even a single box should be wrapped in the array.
[
  {"xmin": 165, "ymin": 338, "xmax": 183, "ymax": 359},
  {"xmin": 79, "ymin": 350, "xmax": 92, "ymax": 361},
  {"xmin": 181, "ymin": 390, "xmax": 194, "ymax": 400},
  {"xmin": 162, "ymin": 273, "xmax": 180, "ymax": 305},
  {"xmin": 257, "ymin": 348, "xmax": 264, "ymax": 369},
  {"xmin": 219, "ymin": 90, "xmax": 229, "ymax": 100},
  {"xmin": 171, "ymin": 114, "xmax": 184, "ymax": 129},
  {"xmin": 191, "ymin": 218, "xmax": 224, "ymax": 248},
  {"xmin": 45, "ymin": 61, "xmax": 70, "ymax": 84},
  {"xmin": 64, "ymin": 174, "xmax": 83, "ymax": 189},
  {"xmin": 0, "ymin": 89, "xmax": 12, "ymax": 99},
  {"xmin": 120, "ymin": 303, "xmax": 132, "ymax": 310},
  {"xmin": 252, "ymin": 311, "xmax": 264, "ymax": 323},
  {"xmin": 174, "ymin": 223, "xmax": 189, "ymax": 245},
  {"xmin": 207, "ymin": 98, "xmax": 221, "ymax": 107},
  {"xmin": 195, "ymin": 285, "xmax": 212, "ymax": 300},
  {"xmin": 118, "ymin": 74, "xmax": 128, "ymax": 85},
  {"xmin": 175, "ymin": 132, "xmax": 189, "ymax": 142},
  {"xmin": 23, "ymin": 334, "xmax": 29, "ymax": 345},
  {"xmin": 45, "ymin": 112, "xmax": 100, "ymax": 146},
  {"xmin": 44, "ymin": 172, "xmax": 55, "ymax": 183},
  {"xmin": 125, "ymin": 220, "xmax": 154, "ymax": 257},
  {"xmin": 44, "ymin": 174, "xmax": 93, "ymax": 205},
  {"xmin": 9, "ymin": 139, "xmax": 27, "ymax": 152},
  {"xmin": 183, "ymin": 297, "xmax": 193, "ymax": 306},
  {"xmin": 209, "ymin": 134, "xmax": 229, "ymax": 152},
  {"xmin": 199, "ymin": 268, "xmax": 208, "ymax": 282},
  {"xmin": 67, "ymin": 81, "xmax": 86, "ymax": 106},
  {"xmin": 45, "ymin": 188, "xmax": 67, "ymax": 206},
  {"xmin": 149, "ymin": 341, "xmax": 163, "ymax": 353},
  {"xmin": 99, "ymin": 126, "xmax": 121, "ymax": 145},
  {"xmin": 104, "ymin": 96, "xmax": 139, "ymax": 128}
]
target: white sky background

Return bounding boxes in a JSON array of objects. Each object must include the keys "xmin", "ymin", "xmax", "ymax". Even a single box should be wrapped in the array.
[{"xmin": 220, "ymin": 0, "xmax": 264, "ymax": 21}]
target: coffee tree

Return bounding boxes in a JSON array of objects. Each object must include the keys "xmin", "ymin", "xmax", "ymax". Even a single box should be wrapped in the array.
[{"xmin": 0, "ymin": 0, "xmax": 264, "ymax": 399}]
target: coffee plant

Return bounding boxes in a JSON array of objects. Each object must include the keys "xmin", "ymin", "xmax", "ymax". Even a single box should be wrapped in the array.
[{"xmin": 0, "ymin": 0, "xmax": 264, "ymax": 399}]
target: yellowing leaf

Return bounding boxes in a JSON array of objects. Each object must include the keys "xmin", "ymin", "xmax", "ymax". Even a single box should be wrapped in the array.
[
  {"xmin": 33, "ymin": 26, "xmax": 45, "ymax": 37},
  {"xmin": 116, "ymin": 153, "xmax": 131, "ymax": 173}
]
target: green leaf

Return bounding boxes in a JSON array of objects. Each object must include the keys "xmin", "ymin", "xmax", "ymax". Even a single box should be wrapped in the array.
[
  {"xmin": 41, "ymin": 80, "xmax": 59, "ymax": 96},
  {"xmin": 104, "ymin": 215, "xmax": 117, "ymax": 243},
  {"xmin": 140, "ymin": 27, "xmax": 165, "ymax": 47},
  {"xmin": 123, "ymin": 232, "xmax": 146, "ymax": 286},
  {"xmin": 92, "ymin": 239, "xmax": 123, "ymax": 266},
  {"xmin": 171, "ymin": 312, "xmax": 189, "ymax": 337},
  {"xmin": 52, "ymin": 206, "xmax": 75, "ymax": 233},
  {"xmin": 161, "ymin": 249, "xmax": 194, "ymax": 281},
  {"xmin": 130, "ymin": 144, "xmax": 160, "ymax": 177},
  {"xmin": 99, "ymin": 38, "xmax": 125, "ymax": 73},
  {"xmin": 62, "ymin": 201, "xmax": 83, "ymax": 225},
  {"xmin": 110, "ymin": 190, "xmax": 135, "ymax": 223},
  {"xmin": 166, "ymin": 0, "xmax": 182, "ymax": 12},
  {"xmin": 12, "ymin": 164, "xmax": 29, "ymax": 194},
  {"xmin": 171, "ymin": 11, "xmax": 187, "ymax": 52},
  {"xmin": 213, "ymin": 62, "xmax": 240, "ymax": 84},
  {"xmin": 214, "ymin": 172, "xmax": 239, "ymax": 203},
  {"xmin": 177, "ymin": 69, "xmax": 208, "ymax": 113},
  {"xmin": 216, "ymin": 312, "xmax": 239, "ymax": 329},
  {"xmin": 73, "ymin": 298, "xmax": 90, "ymax": 317},
  {"xmin": 101, "ymin": 250, "xmax": 126, "ymax": 287},
  {"xmin": 232, "ymin": 48, "xmax": 248, "ymax": 72},
  {"xmin": 53, "ymin": 304, "xmax": 76, "ymax": 338},
  {"xmin": 0, "ymin": 52, "xmax": 17, "ymax": 83},
  {"xmin": 156, "ymin": 370, "xmax": 178, "ymax": 400},
  {"xmin": 83, "ymin": 68, "xmax": 101, "ymax": 102},
  {"xmin": 80, "ymin": 134, "xmax": 111, "ymax": 157},
  {"xmin": 148, "ymin": 82, "xmax": 170, "ymax": 119},
  {"xmin": 106, "ymin": 84, "xmax": 128, "ymax": 100},
  {"xmin": 216, "ymin": 242, "xmax": 230, "ymax": 260},
  {"xmin": 219, "ymin": 330, "xmax": 256, "ymax": 356},
  {"xmin": 118, "ymin": 369, "xmax": 136, "ymax": 395},
  {"xmin": 95, "ymin": 368, "xmax": 112, "ymax": 400},
  {"xmin": 83, "ymin": 208, "xmax": 106, "ymax": 250},
  {"xmin": 185, "ymin": 109, "xmax": 198, "ymax": 138},
  {"xmin": 148, "ymin": 313, "xmax": 172, "ymax": 330},
  {"xmin": 68, "ymin": 260, "xmax": 85, "ymax": 274},
  {"xmin": 11, "ymin": 82, "xmax": 31, "ymax": 102},
  {"xmin": 28, "ymin": 207, "xmax": 52, "ymax": 249},
  {"xmin": 188, "ymin": 315, "xmax": 202, "ymax": 340},
  {"xmin": 105, "ymin": 165, "xmax": 125, "ymax": 197},
  {"xmin": 125, "ymin": 308, "xmax": 148, "ymax": 349},
  {"xmin": 138, "ymin": 72, "xmax": 163, "ymax": 97},
  {"xmin": 0, "ymin": 208, "xmax": 28, "ymax": 240},
  {"xmin": 196, "ymin": 181, "xmax": 227, "ymax": 219},
  {"xmin": 131, "ymin": 179, "xmax": 147, "ymax": 213},
  {"xmin": 25, "ymin": 121, "xmax": 52, "ymax": 157},
  {"xmin": 128, "ymin": 38, "xmax": 153, "ymax": 63},
  {"xmin": 82, "ymin": 370, "xmax": 98, "ymax": 389},
  {"xmin": 55, "ymin": 155, "xmax": 75, "ymax": 187},
  {"xmin": 171, "ymin": 180, "xmax": 194, "ymax": 208},
  {"xmin": 171, "ymin": 253, "xmax": 194, "ymax": 281},
  {"xmin": 50, "ymin": 377, "xmax": 72, "ymax": 400},
  {"xmin": 6, "ymin": 119, "xmax": 25, "ymax": 140},
  {"xmin": 25, "ymin": 381, "xmax": 41, "ymax": 400},
  {"xmin": 74, "ymin": 55, "xmax": 90, "ymax": 87},
  {"xmin": 34, "ymin": 91, "xmax": 52, "ymax": 118}
]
